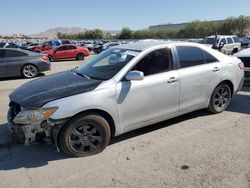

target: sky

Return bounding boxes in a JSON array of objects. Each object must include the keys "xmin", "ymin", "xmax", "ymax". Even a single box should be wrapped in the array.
[{"xmin": 1, "ymin": 0, "xmax": 250, "ymax": 35}]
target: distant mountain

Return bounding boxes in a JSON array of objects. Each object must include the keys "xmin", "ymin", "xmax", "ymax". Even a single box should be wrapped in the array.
[{"xmin": 29, "ymin": 27, "xmax": 120, "ymax": 38}]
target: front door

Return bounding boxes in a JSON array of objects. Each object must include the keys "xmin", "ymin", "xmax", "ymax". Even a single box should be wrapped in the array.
[
  {"xmin": 54, "ymin": 46, "xmax": 68, "ymax": 59},
  {"xmin": 116, "ymin": 48, "xmax": 179, "ymax": 130}
]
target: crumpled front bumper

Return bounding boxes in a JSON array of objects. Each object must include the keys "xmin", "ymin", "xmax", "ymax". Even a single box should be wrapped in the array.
[{"xmin": 7, "ymin": 106, "xmax": 69, "ymax": 147}]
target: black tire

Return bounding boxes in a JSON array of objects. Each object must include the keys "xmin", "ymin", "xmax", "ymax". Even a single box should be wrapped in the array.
[
  {"xmin": 76, "ymin": 53, "xmax": 85, "ymax": 60},
  {"xmin": 58, "ymin": 114, "xmax": 111, "ymax": 157},
  {"xmin": 207, "ymin": 84, "xmax": 231, "ymax": 113},
  {"xmin": 231, "ymin": 48, "xmax": 238, "ymax": 55},
  {"xmin": 22, "ymin": 64, "xmax": 38, "ymax": 78}
]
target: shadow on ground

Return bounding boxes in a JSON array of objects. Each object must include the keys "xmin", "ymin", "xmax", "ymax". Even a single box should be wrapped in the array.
[
  {"xmin": 0, "ymin": 109, "xmax": 211, "ymax": 171},
  {"xmin": 0, "ymin": 73, "xmax": 45, "ymax": 81},
  {"xmin": 0, "ymin": 87, "xmax": 249, "ymax": 171}
]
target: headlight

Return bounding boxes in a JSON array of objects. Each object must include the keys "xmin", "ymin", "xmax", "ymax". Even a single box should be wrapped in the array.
[{"xmin": 13, "ymin": 107, "xmax": 58, "ymax": 124}]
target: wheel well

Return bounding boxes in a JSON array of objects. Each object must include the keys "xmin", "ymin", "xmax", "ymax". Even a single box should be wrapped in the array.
[
  {"xmin": 77, "ymin": 53, "xmax": 84, "ymax": 56},
  {"xmin": 219, "ymin": 80, "xmax": 234, "ymax": 95},
  {"xmin": 21, "ymin": 64, "xmax": 39, "ymax": 75},
  {"xmin": 232, "ymin": 48, "xmax": 238, "ymax": 54},
  {"xmin": 60, "ymin": 109, "xmax": 116, "ymax": 138}
]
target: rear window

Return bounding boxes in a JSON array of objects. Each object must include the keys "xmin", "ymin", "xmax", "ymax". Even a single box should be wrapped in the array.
[{"xmin": 5, "ymin": 50, "xmax": 27, "ymax": 58}]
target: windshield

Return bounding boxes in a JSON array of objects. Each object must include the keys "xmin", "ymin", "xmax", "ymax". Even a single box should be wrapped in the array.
[
  {"xmin": 201, "ymin": 38, "xmax": 216, "ymax": 44},
  {"xmin": 76, "ymin": 48, "xmax": 141, "ymax": 80}
]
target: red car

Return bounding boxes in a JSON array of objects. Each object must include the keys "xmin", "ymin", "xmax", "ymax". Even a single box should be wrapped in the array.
[{"xmin": 43, "ymin": 44, "xmax": 90, "ymax": 61}]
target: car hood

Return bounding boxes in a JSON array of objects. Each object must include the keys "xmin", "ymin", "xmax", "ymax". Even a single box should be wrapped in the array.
[{"xmin": 9, "ymin": 71, "xmax": 102, "ymax": 108}]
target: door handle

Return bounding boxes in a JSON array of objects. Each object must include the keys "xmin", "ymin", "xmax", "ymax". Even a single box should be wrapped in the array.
[
  {"xmin": 213, "ymin": 67, "xmax": 220, "ymax": 72},
  {"xmin": 167, "ymin": 77, "xmax": 178, "ymax": 83}
]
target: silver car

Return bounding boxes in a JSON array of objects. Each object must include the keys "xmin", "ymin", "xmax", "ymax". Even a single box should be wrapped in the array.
[{"xmin": 8, "ymin": 41, "xmax": 244, "ymax": 157}]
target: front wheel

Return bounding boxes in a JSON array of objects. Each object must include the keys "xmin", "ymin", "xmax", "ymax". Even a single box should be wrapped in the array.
[
  {"xmin": 58, "ymin": 114, "xmax": 111, "ymax": 157},
  {"xmin": 207, "ymin": 84, "xmax": 231, "ymax": 113},
  {"xmin": 22, "ymin": 64, "xmax": 38, "ymax": 78}
]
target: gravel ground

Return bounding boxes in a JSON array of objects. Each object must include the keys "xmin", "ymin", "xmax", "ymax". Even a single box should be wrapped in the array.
[{"xmin": 0, "ymin": 56, "xmax": 249, "ymax": 188}]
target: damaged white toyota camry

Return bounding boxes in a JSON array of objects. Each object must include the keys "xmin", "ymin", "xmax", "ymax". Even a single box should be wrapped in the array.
[{"xmin": 8, "ymin": 41, "xmax": 244, "ymax": 157}]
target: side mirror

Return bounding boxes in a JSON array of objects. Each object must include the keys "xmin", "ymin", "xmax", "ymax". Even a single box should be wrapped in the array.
[{"xmin": 125, "ymin": 70, "xmax": 144, "ymax": 81}]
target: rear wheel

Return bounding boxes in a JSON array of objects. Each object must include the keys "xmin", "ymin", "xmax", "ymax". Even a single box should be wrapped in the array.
[
  {"xmin": 207, "ymin": 84, "xmax": 231, "ymax": 113},
  {"xmin": 232, "ymin": 48, "xmax": 238, "ymax": 54},
  {"xmin": 22, "ymin": 64, "xmax": 38, "ymax": 78},
  {"xmin": 76, "ymin": 53, "xmax": 85, "ymax": 60},
  {"xmin": 59, "ymin": 114, "xmax": 111, "ymax": 157}
]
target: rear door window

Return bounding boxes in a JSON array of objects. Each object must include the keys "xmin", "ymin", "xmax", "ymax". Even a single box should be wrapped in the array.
[
  {"xmin": 176, "ymin": 46, "xmax": 205, "ymax": 68},
  {"xmin": 6, "ymin": 43, "xmax": 17, "ymax": 48},
  {"xmin": 227, "ymin": 37, "xmax": 233, "ymax": 44},
  {"xmin": 5, "ymin": 50, "xmax": 27, "ymax": 58}
]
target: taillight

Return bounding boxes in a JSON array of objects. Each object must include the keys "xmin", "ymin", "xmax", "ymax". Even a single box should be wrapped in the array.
[
  {"xmin": 238, "ymin": 62, "xmax": 244, "ymax": 69},
  {"xmin": 41, "ymin": 55, "xmax": 49, "ymax": 62}
]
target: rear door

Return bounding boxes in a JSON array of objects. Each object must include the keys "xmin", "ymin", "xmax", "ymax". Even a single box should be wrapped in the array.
[
  {"xmin": 175, "ymin": 45, "xmax": 222, "ymax": 112},
  {"xmin": 0, "ymin": 50, "xmax": 7, "ymax": 77},
  {"xmin": 67, "ymin": 45, "xmax": 78, "ymax": 58},
  {"xmin": 5, "ymin": 50, "xmax": 29, "ymax": 76}
]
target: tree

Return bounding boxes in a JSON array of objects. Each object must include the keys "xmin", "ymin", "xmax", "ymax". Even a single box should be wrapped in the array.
[
  {"xmin": 118, "ymin": 27, "xmax": 134, "ymax": 39},
  {"xmin": 84, "ymin": 29, "xmax": 104, "ymax": 39}
]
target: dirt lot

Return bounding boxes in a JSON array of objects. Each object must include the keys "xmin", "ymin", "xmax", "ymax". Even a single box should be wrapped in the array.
[{"xmin": 0, "ymin": 57, "xmax": 250, "ymax": 188}]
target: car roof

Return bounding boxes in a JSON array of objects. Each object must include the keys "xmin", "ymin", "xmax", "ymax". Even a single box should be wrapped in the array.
[
  {"xmin": 114, "ymin": 41, "xmax": 198, "ymax": 51},
  {"xmin": 206, "ymin": 35, "xmax": 238, "ymax": 38},
  {"xmin": 58, "ymin": 44, "xmax": 76, "ymax": 47},
  {"xmin": 0, "ymin": 48, "xmax": 41, "ymax": 55}
]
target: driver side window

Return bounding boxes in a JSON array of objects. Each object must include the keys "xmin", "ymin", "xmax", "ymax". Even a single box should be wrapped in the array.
[{"xmin": 133, "ymin": 48, "xmax": 172, "ymax": 76}]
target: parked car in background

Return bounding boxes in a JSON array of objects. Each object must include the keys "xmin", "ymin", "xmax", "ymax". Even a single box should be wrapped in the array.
[
  {"xmin": 0, "ymin": 48, "xmax": 50, "ymax": 78},
  {"xmin": 239, "ymin": 37, "xmax": 250, "ymax": 48},
  {"xmin": 31, "ymin": 40, "xmax": 61, "ymax": 53},
  {"xmin": 201, "ymin": 35, "xmax": 241, "ymax": 55},
  {"xmin": 234, "ymin": 48, "xmax": 250, "ymax": 84},
  {"xmin": 0, "ymin": 42, "xmax": 27, "ymax": 50},
  {"xmin": 42, "ymin": 44, "xmax": 89, "ymax": 61},
  {"xmin": 8, "ymin": 41, "xmax": 244, "ymax": 157},
  {"xmin": 93, "ymin": 41, "xmax": 121, "ymax": 54},
  {"xmin": 61, "ymin": 40, "xmax": 71, "ymax": 44}
]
